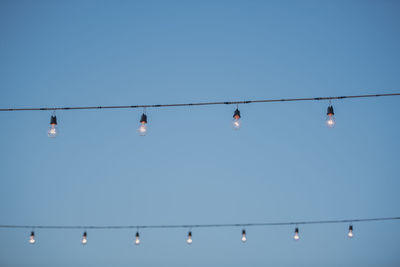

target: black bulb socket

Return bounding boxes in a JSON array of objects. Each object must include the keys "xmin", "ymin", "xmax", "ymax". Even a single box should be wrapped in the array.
[
  {"xmin": 140, "ymin": 113, "xmax": 147, "ymax": 124},
  {"xmin": 327, "ymin": 106, "xmax": 334, "ymax": 116},
  {"xmin": 50, "ymin": 115, "xmax": 57, "ymax": 125},
  {"xmin": 233, "ymin": 108, "xmax": 241, "ymax": 119}
]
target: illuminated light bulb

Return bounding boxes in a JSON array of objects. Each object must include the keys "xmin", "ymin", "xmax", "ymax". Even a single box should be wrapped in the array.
[
  {"xmin": 232, "ymin": 108, "xmax": 241, "ymax": 130},
  {"xmin": 186, "ymin": 231, "xmax": 193, "ymax": 245},
  {"xmin": 325, "ymin": 105, "xmax": 336, "ymax": 128},
  {"xmin": 241, "ymin": 229, "xmax": 247, "ymax": 243},
  {"xmin": 135, "ymin": 231, "xmax": 140, "ymax": 245},
  {"xmin": 348, "ymin": 225, "xmax": 353, "ymax": 238},
  {"xmin": 138, "ymin": 113, "xmax": 147, "ymax": 136},
  {"xmin": 293, "ymin": 227, "xmax": 299, "ymax": 240},
  {"xmin": 81, "ymin": 232, "xmax": 87, "ymax": 245},
  {"xmin": 29, "ymin": 231, "xmax": 36, "ymax": 244},
  {"xmin": 48, "ymin": 115, "xmax": 58, "ymax": 138}
]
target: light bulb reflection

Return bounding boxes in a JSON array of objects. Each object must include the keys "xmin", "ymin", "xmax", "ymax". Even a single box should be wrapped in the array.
[
  {"xmin": 81, "ymin": 232, "xmax": 87, "ymax": 245},
  {"xmin": 232, "ymin": 108, "xmax": 241, "ymax": 130},
  {"xmin": 135, "ymin": 232, "xmax": 140, "ymax": 245},
  {"xmin": 241, "ymin": 229, "xmax": 247, "ymax": 243},
  {"xmin": 348, "ymin": 225, "xmax": 353, "ymax": 238},
  {"xmin": 29, "ymin": 232, "xmax": 36, "ymax": 244},
  {"xmin": 187, "ymin": 231, "xmax": 192, "ymax": 245},
  {"xmin": 293, "ymin": 228, "xmax": 299, "ymax": 240}
]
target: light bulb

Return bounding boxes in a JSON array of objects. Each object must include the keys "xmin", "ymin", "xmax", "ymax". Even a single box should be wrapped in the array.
[
  {"xmin": 187, "ymin": 231, "xmax": 192, "ymax": 244},
  {"xmin": 241, "ymin": 229, "xmax": 247, "ymax": 243},
  {"xmin": 81, "ymin": 232, "xmax": 87, "ymax": 245},
  {"xmin": 232, "ymin": 108, "xmax": 241, "ymax": 130},
  {"xmin": 48, "ymin": 115, "xmax": 58, "ymax": 138},
  {"xmin": 326, "ymin": 105, "xmax": 335, "ymax": 128},
  {"xmin": 348, "ymin": 225, "xmax": 353, "ymax": 238},
  {"xmin": 138, "ymin": 113, "xmax": 147, "ymax": 136},
  {"xmin": 293, "ymin": 227, "xmax": 299, "ymax": 240},
  {"xmin": 135, "ymin": 232, "xmax": 140, "ymax": 245},
  {"xmin": 29, "ymin": 231, "xmax": 36, "ymax": 244}
]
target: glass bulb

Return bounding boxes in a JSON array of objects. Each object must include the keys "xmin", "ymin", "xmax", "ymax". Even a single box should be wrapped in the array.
[
  {"xmin": 232, "ymin": 115, "xmax": 241, "ymax": 130},
  {"xmin": 135, "ymin": 232, "xmax": 140, "ymax": 245},
  {"xmin": 241, "ymin": 230, "xmax": 247, "ymax": 243},
  {"xmin": 138, "ymin": 122, "xmax": 147, "ymax": 136},
  {"xmin": 187, "ymin": 232, "xmax": 192, "ymax": 244},
  {"xmin": 326, "ymin": 114, "xmax": 336, "ymax": 128},
  {"xmin": 29, "ymin": 232, "xmax": 35, "ymax": 244},
  {"xmin": 48, "ymin": 124, "xmax": 58, "ymax": 138},
  {"xmin": 348, "ymin": 230, "xmax": 353, "ymax": 238}
]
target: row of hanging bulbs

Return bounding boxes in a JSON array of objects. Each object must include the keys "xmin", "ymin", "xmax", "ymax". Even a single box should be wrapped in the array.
[
  {"xmin": 46, "ymin": 104, "xmax": 336, "ymax": 138},
  {"xmin": 28, "ymin": 225, "xmax": 353, "ymax": 245}
]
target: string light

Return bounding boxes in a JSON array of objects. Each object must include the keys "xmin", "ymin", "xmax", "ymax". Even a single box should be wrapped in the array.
[
  {"xmin": 29, "ymin": 231, "xmax": 35, "ymax": 244},
  {"xmin": 348, "ymin": 225, "xmax": 353, "ymax": 238},
  {"xmin": 293, "ymin": 227, "xmax": 299, "ymax": 240},
  {"xmin": 232, "ymin": 107, "xmax": 241, "ymax": 130},
  {"xmin": 3, "ymin": 217, "xmax": 398, "ymax": 246},
  {"xmin": 326, "ymin": 105, "xmax": 336, "ymax": 128},
  {"xmin": 187, "ymin": 231, "xmax": 193, "ymax": 244},
  {"xmin": 241, "ymin": 229, "xmax": 247, "ymax": 243},
  {"xmin": 81, "ymin": 231, "xmax": 87, "ymax": 245},
  {"xmin": 0, "ymin": 93, "xmax": 398, "ymax": 136},
  {"xmin": 135, "ymin": 231, "xmax": 140, "ymax": 245},
  {"xmin": 138, "ymin": 113, "xmax": 147, "ymax": 136},
  {"xmin": 48, "ymin": 115, "xmax": 58, "ymax": 138}
]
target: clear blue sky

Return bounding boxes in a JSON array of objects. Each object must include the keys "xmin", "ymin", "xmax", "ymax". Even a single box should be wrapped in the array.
[{"xmin": 0, "ymin": 0, "xmax": 399, "ymax": 266}]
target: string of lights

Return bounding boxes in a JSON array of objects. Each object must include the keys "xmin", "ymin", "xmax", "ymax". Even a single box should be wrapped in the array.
[
  {"xmin": 1, "ymin": 93, "xmax": 399, "ymax": 137},
  {"xmin": 1, "ymin": 217, "xmax": 399, "ymax": 244}
]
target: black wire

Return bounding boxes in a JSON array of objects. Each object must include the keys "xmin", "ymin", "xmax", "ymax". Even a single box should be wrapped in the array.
[
  {"xmin": 0, "ymin": 93, "xmax": 399, "ymax": 112},
  {"xmin": 0, "ymin": 217, "xmax": 399, "ymax": 230}
]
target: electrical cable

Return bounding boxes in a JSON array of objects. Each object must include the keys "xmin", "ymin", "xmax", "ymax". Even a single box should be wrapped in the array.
[
  {"xmin": 0, "ymin": 93, "xmax": 399, "ymax": 112},
  {"xmin": 1, "ymin": 216, "xmax": 399, "ymax": 230}
]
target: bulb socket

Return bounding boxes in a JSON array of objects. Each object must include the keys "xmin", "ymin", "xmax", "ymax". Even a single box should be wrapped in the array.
[
  {"xmin": 140, "ymin": 113, "xmax": 147, "ymax": 124},
  {"xmin": 31, "ymin": 231, "xmax": 35, "ymax": 237},
  {"xmin": 242, "ymin": 229, "xmax": 246, "ymax": 235},
  {"xmin": 349, "ymin": 225, "xmax": 353, "ymax": 231},
  {"xmin": 50, "ymin": 115, "xmax": 57, "ymax": 125},
  {"xmin": 295, "ymin": 227, "xmax": 299, "ymax": 234},
  {"xmin": 136, "ymin": 232, "xmax": 140, "ymax": 238},
  {"xmin": 327, "ymin": 106, "xmax": 334, "ymax": 116},
  {"xmin": 83, "ymin": 232, "xmax": 87, "ymax": 237},
  {"xmin": 233, "ymin": 108, "xmax": 241, "ymax": 119}
]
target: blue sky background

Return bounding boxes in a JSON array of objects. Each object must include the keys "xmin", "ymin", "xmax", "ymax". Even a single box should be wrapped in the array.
[{"xmin": 0, "ymin": 0, "xmax": 400, "ymax": 266}]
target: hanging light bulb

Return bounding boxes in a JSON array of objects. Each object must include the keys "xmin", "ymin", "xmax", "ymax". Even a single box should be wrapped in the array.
[
  {"xmin": 326, "ymin": 105, "xmax": 336, "ymax": 128},
  {"xmin": 293, "ymin": 227, "xmax": 300, "ymax": 240},
  {"xmin": 138, "ymin": 113, "xmax": 147, "ymax": 136},
  {"xmin": 48, "ymin": 115, "xmax": 58, "ymax": 138},
  {"xmin": 348, "ymin": 225, "xmax": 353, "ymax": 238},
  {"xmin": 135, "ymin": 231, "xmax": 140, "ymax": 245},
  {"xmin": 186, "ymin": 231, "xmax": 193, "ymax": 244},
  {"xmin": 81, "ymin": 231, "xmax": 87, "ymax": 245},
  {"xmin": 232, "ymin": 108, "xmax": 241, "ymax": 130},
  {"xmin": 241, "ymin": 229, "xmax": 247, "ymax": 243},
  {"xmin": 29, "ymin": 231, "xmax": 36, "ymax": 244}
]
